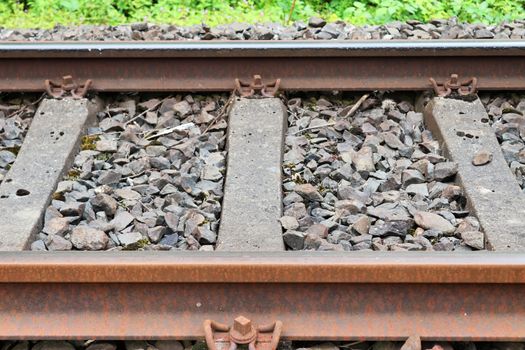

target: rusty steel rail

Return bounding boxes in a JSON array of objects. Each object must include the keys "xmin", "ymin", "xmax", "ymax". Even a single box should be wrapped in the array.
[
  {"xmin": 2, "ymin": 40, "xmax": 525, "ymax": 342},
  {"xmin": 1, "ymin": 251, "xmax": 525, "ymax": 340},
  {"xmin": 1, "ymin": 40, "xmax": 525, "ymax": 92}
]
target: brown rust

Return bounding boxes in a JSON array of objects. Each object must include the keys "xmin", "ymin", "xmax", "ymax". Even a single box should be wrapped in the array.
[
  {"xmin": 44, "ymin": 75, "xmax": 92, "ymax": 98},
  {"xmin": 0, "ymin": 254, "xmax": 525, "ymax": 340},
  {"xmin": 1, "ymin": 280, "xmax": 525, "ymax": 340},
  {"xmin": 1, "ymin": 251, "xmax": 525, "ymax": 283},
  {"xmin": 0, "ymin": 41, "xmax": 525, "ymax": 92},
  {"xmin": 234, "ymin": 75, "xmax": 281, "ymax": 97},
  {"xmin": 1, "ymin": 56, "xmax": 523, "ymax": 92},
  {"xmin": 1, "ymin": 41, "xmax": 525, "ymax": 340},
  {"xmin": 204, "ymin": 317, "xmax": 282, "ymax": 350},
  {"xmin": 429, "ymin": 74, "xmax": 478, "ymax": 97}
]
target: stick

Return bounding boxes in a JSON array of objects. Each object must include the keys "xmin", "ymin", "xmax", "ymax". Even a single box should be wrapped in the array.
[
  {"xmin": 124, "ymin": 96, "xmax": 171, "ymax": 126},
  {"xmin": 144, "ymin": 122, "xmax": 195, "ymax": 140},
  {"xmin": 5, "ymin": 93, "xmax": 46, "ymax": 119},
  {"xmin": 202, "ymin": 91, "xmax": 236, "ymax": 135},
  {"xmin": 344, "ymin": 93, "xmax": 369, "ymax": 118},
  {"xmin": 291, "ymin": 122, "xmax": 336, "ymax": 135},
  {"xmin": 287, "ymin": 0, "xmax": 297, "ymax": 24}
]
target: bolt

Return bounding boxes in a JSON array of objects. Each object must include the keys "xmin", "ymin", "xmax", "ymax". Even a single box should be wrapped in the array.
[{"xmin": 233, "ymin": 316, "xmax": 252, "ymax": 336}]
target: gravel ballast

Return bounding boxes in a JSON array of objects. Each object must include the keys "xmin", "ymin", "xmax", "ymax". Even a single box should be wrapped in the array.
[
  {"xmin": 0, "ymin": 95, "xmax": 36, "ymax": 184},
  {"xmin": 481, "ymin": 93, "xmax": 525, "ymax": 190},
  {"xmin": 1, "ymin": 18, "xmax": 525, "ymax": 41},
  {"xmin": 281, "ymin": 94, "xmax": 485, "ymax": 252},
  {"xmin": 32, "ymin": 94, "xmax": 229, "ymax": 251}
]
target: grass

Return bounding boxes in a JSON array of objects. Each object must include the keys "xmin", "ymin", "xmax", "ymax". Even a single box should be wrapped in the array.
[{"xmin": 0, "ymin": 0, "xmax": 524, "ymax": 29}]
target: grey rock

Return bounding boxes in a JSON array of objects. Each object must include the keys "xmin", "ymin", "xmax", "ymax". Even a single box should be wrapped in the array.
[
  {"xmin": 294, "ymin": 183, "xmax": 323, "ymax": 201},
  {"xmin": 160, "ymin": 233, "xmax": 178, "ymax": 247},
  {"xmin": 95, "ymin": 139, "xmax": 118, "ymax": 152},
  {"xmin": 115, "ymin": 188, "xmax": 141, "ymax": 201},
  {"xmin": 279, "ymin": 216, "xmax": 299, "ymax": 230},
  {"xmin": 55, "ymin": 180, "xmax": 74, "ymax": 194},
  {"xmin": 32, "ymin": 341, "xmax": 75, "ymax": 350},
  {"xmin": 414, "ymin": 211, "xmax": 455, "ymax": 234},
  {"xmin": 155, "ymin": 341, "xmax": 183, "ymax": 350},
  {"xmin": 31, "ymin": 239, "xmax": 47, "ymax": 251},
  {"xmin": 308, "ymin": 17, "xmax": 326, "ymax": 28},
  {"xmin": 284, "ymin": 202, "xmax": 307, "ymax": 218},
  {"xmin": 472, "ymin": 150, "xmax": 493, "ymax": 166},
  {"xmin": 304, "ymin": 232, "xmax": 323, "ymax": 249},
  {"xmin": 370, "ymin": 220, "xmax": 410, "ymax": 237},
  {"xmin": 45, "ymin": 234, "xmax": 73, "ymax": 251},
  {"xmin": 59, "ymin": 202, "xmax": 85, "ymax": 216},
  {"xmin": 461, "ymin": 230, "xmax": 485, "ymax": 250},
  {"xmin": 98, "ymin": 170, "xmax": 122, "ymax": 185},
  {"xmin": 164, "ymin": 212, "xmax": 179, "ymax": 231},
  {"xmin": 402, "ymin": 169, "xmax": 426, "ymax": 186},
  {"xmin": 173, "ymin": 100, "xmax": 192, "ymax": 116},
  {"xmin": 475, "ymin": 29, "xmax": 495, "ymax": 39},
  {"xmin": 193, "ymin": 226, "xmax": 217, "ymax": 244},
  {"xmin": 10, "ymin": 341, "xmax": 30, "ymax": 350},
  {"xmin": 148, "ymin": 226, "xmax": 167, "ymax": 243},
  {"xmin": 306, "ymin": 223, "xmax": 329, "ymax": 239},
  {"xmin": 335, "ymin": 199, "xmax": 365, "ymax": 216},
  {"xmin": 71, "ymin": 226, "xmax": 109, "ymax": 250},
  {"xmin": 91, "ymin": 193, "xmax": 118, "ymax": 217},
  {"xmin": 124, "ymin": 341, "xmax": 151, "ymax": 350},
  {"xmin": 283, "ymin": 230, "xmax": 305, "ymax": 250},
  {"xmin": 433, "ymin": 162, "xmax": 458, "ymax": 180},
  {"xmin": 382, "ymin": 131, "xmax": 405, "ymax": 149},
  {"xmin": 351, "ymin": 215, "xmax": 370, "ymax": 235},
  {"xmin": 42, "ymin": 217, "xmax": 70, "ymax": 236},
  {"xmin": 112, "ymin": 211, "xmax": 135, "ymax": 231},
  {"xmin": 0, "ymin": 150, "xmax": 16, "ymax": 167},
  {"xmin": 352, "ymin": 146, "xmax": 375, "ymax": 172},
  {"xmin": 367, "ymin": 203, "xmax": 411, "ymax": 221},
  {"xmin": 201, "ymin": 164, "xmax": 222, "ymax": 181},
  {"xmin": 433, "ymin": 236, "xmax": 455, "ymax": 251},
  {"xmin": 118, "ymin": 231, "xmax": 144, "ymax": 246},
  {"xmin": 350, "ymin": 234, "xmax": 372, "ymax": 245},
  {"xmin": 99, "ymin": 118, "xmax": 124, "ymax": 132},
  {"xmin": 406, "ymin": 183, "xmax": 429, "ymax": 196}
]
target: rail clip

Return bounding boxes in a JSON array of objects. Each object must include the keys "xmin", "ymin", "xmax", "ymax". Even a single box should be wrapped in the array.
[
  {"xmin": 235, "ymin": 75, "xmax": 281, "ymax": 98},
  {"xmin": 429, "ymin": 74, "xmax": 477, "ymax": 97},
  {"xmin": 204, "ymin": 316, "xmax": 282, "ymax": 350},
  {"xmin": 44, "ymin": 75, "xmax": 92, "ymax": 99}
]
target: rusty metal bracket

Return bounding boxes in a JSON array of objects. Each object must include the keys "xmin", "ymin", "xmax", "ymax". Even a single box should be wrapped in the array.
[
  {"xmin": 44, "ymin": 75, "xmax": 92, "ymax": 99},
  {"xmin": 204, "ymin": 316, "xmax": 282, "ymax": 350},
  {"xmin": 429, "ymin": 74, "xmax": 477, "ymax": 97},
  {"xmin": 235, "ymin": 75, "xmax": 281, "ymax": 98}
]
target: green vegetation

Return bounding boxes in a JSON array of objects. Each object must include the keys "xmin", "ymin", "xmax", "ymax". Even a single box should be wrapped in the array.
[
  {"xmin": 0, "ymin": 0, "xmax": 524, "ymax": 29},
  {"xmin": 80, "ymin": 134, "xmax": 99, "ymax": 151}
]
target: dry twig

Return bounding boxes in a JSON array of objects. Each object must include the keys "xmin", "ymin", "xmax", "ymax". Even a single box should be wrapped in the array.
[
  {"xmin": 291, "ymin": 122, "xmax": 336, "ymax": 135},
  {"xmin": 144, "ymin": 122, "xmax": 195, "ymax": 140},
  {"xmin": 202, "ymin": 91, "xmax": 236, "ymax": 135},
  {"xmin": 287, "ymin": 0, "xmax": 297, "ymax": 24},
  {"xmin": 344, "ymin": 93, "xmax": 369, "ymax": 118},
  {"xmin": 124, "ymin": 96, "xmax": 170, "ymax": 126}
]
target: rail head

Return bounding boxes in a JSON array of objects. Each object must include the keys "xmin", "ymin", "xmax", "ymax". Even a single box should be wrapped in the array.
[
  {"xmin": 1, "ymin": 251, "xmax": 525, "ymax": 283},
  {"xmin": 1, "ymin": 40, "xmax": 525, "ymax": 58}
]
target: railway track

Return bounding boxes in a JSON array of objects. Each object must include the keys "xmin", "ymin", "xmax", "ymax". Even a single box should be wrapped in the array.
[{"xmin": 1, "ymin": 40, "xmax": 525, "ymax": 345}]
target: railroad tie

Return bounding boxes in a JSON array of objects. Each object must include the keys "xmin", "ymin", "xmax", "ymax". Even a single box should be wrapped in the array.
[
  {"xmin": 0, "ymin": 98, "xmax": 101, "ymax": 251},
  {"xmin": 425, "ymin": 97, "xmax": 525, "ymax": 251},
  {"xmin": 217, "ymin": 97, "xmax": 286, "ymax": 251}
]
